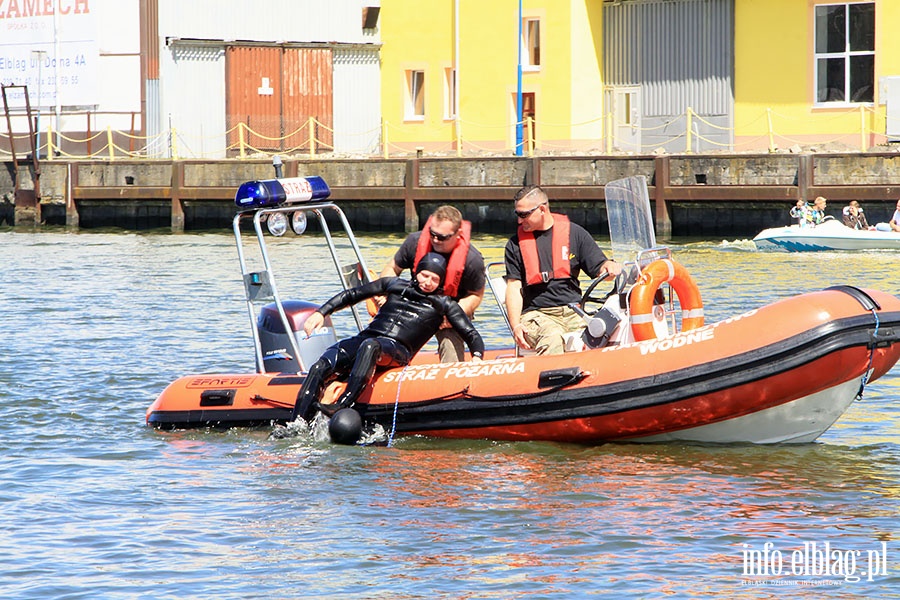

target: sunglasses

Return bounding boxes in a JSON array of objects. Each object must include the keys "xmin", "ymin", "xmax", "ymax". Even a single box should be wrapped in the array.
[
  {"xmin": 514, "ymin": 202, "xmax": 547, "ymax": 219},
  {"xmin": 429, "ymin": 229, "xmax": 456, "ymax": 242}
]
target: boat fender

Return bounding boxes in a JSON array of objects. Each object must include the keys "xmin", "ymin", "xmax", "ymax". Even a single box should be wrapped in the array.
[
  {"xmin": 329, "ymin": 408, "xmax": 363, "ymax": 445},
  {"xmin": 825, "ymin": 285, "xmax": 881, "ymax": 312},
  {"xmin": 629, "ymin": 259, "xmax": 704, "ymax": 341}
]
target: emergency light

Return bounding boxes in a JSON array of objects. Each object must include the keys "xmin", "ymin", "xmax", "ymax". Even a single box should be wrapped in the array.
[{"xmin": 234, "ymin": 176, "xmax": 331, "ymax": 209}]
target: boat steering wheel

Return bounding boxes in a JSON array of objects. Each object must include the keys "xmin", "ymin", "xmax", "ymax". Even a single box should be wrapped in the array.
[{"xmin": 580, "ymin": 272, "xmax": 616, "ymax": 315}]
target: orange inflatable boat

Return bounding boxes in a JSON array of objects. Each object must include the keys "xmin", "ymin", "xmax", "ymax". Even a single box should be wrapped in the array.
[{"xmin": 146, "ymin": 177, "xmax": 900, "ymax": 444}]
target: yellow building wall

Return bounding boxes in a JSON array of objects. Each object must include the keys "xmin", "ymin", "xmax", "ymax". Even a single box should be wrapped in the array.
[
  {"xmin": 380, "ymin": 1, "xmax": 605, "ymax": 153},
  {"xmin": 735, "ymin": 0, "xmax": 900, "ymax": 150},
  {"xmin": 569, "ymin": 1, "xmax": 605, "ymax": 148}
]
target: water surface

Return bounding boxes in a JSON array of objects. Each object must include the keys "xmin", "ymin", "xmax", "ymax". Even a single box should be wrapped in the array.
[{"xmin": 0, "ymin": 230, "xmax": 897, "ymax": 598}]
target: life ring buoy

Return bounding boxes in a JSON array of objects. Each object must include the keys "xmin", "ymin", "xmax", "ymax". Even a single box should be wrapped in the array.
[
  {"xmin": 629, "ymin": 259, "xmax": 704, "ymax": 341},
  {"xmin": 366, "ymin": 297, "xmax": 379, "ymax": 317}
]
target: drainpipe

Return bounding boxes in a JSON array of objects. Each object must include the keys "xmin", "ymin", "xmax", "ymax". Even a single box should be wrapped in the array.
[
  {"xmin": 54, "ymin": 3, "xmax": 61, "ymax": 152},
  {"xmin": 455, "ymin": 0, "xmax": 461, "ymax": 156},
  {"xmin": 515, "ymin": 0, "xmax": 523, "ymax": 156}
]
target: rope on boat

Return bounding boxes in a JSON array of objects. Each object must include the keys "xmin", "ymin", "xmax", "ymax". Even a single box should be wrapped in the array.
[
  {"xmin": 824, "ymin": 285, "xmax": 884, "ymax": 401},
  {"xmin": 382, "ymin": 366, "xmax": 585, "ymax": 446},
  {"xmin": 250, "ymin": 394, "xmax": 294, "ymax": 408},
  {"xmin": 857, "ymin": 308, "xmax": 880, "ymax": 400},
  {"xmin": 387, "ymin": 364, "xmax": 411, "ymax": 447},
  {"xmin": 382, "ymin": 369, "xmax": 586, "ymax": 406}
]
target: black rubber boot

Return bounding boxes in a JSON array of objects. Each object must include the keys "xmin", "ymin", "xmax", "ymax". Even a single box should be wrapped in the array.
[
  {"xmin": 292, "ymin": 357, "xmax": 332, "ymax": 421},
  {"xmin": 331, "ymin": 338, "xmax": 381, "ymax": 411}
]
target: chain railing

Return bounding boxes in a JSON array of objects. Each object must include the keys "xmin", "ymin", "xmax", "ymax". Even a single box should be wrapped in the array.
[{"xmin": 2, "ymin": 105, "xmax": 896, "ymax": 161}]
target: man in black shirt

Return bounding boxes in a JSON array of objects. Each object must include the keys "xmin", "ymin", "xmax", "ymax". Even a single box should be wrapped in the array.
[
  {"xmin": 504, "ymin": 185, "xmax": 621, "ymax": 355},
  {"xmin": 380, "ymin": 205, "xmax": 485, "ymax": 362}
]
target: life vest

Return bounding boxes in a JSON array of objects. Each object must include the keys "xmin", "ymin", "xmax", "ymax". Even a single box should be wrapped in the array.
[
  {"xmin": 413, "ymin": 216, "xmax": 471, "ymax": 298},
  {"xmin": 518, "ymin": 214, "xmax": 571, "ymax": 285}
]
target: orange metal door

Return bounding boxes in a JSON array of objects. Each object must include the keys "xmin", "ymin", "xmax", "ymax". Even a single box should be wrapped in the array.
[{"xmin": 226, "ymin": 46, "xmax": 333, "ymax": 153}]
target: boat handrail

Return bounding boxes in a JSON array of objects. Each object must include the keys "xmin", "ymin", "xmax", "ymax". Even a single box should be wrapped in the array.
[
  {"xmin": 232, "ymin": 201, "xmax": 372, "ymax": 373},
  {"xmin": 633, "ymin": 246, "xmax": 672, "ymax": 270},
  {"xmin": 485, "ymin": 261, "xmax": 511, "ymax": 333}
]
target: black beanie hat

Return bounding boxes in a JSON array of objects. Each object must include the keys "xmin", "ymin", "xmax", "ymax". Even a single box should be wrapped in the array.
[{"xmin": 415, "ymin": 252, "xmax": 447, "ymax": 284}]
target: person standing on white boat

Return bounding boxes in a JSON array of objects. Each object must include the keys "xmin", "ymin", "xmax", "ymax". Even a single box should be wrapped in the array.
[
  {"xmin": 842, "ymin": 200, "xmax": 871, "ymax": 230},
  {"xmin": 379, "ymin": 205, "xmax": 485, "ymax": 363},
  {"xmin": 504, "ymin": 185, "xmax": 622, "ymax": 355}
]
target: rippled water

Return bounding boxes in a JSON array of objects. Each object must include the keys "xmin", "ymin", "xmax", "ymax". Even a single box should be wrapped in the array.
[{"xmin": 1, "ymin": 229, "xmax": 898, "ymax": 598}]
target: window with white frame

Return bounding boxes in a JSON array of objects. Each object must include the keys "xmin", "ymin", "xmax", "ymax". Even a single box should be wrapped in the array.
[
  {"xmin": 522, "ymin": 18, "xmax": 541, "ymax": 69},
  {"xmin": 444, "ymin": 68, "xmax": 456, "ymax": 120},
  {"xmin": 814, "ymin": 2, "xmax": 874, "ymax": 104},
  {"xmin": 406, "ymin": 70, "xmax": 425, "ymax": 119}
]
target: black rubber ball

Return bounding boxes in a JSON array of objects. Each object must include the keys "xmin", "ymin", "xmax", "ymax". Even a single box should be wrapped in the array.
[{"xmin": 329, "ymin": 408, "xmax": 363, "ymax": 445}]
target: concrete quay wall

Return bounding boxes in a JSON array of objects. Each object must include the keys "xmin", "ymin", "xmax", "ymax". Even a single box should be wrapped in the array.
[{"xmin": 4, "ymin": 153, "xmax": 900, "ymax": 238}]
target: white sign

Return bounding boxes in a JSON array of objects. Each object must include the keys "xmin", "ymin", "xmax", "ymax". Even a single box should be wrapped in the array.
[
  {"xmin": 258, "ymin": 77, "xmax": 273, "ymax": 96},
  {"xmin": 0, "ymin": 0, "xmax": 99, "ymax": 108}
]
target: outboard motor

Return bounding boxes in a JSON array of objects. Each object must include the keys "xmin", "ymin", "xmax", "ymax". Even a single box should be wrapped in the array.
[{"xmin": 257, "ymin": 300, "xmax": 337, "ymax": 373}]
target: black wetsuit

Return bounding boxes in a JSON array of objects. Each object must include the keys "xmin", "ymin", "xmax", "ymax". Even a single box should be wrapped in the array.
[{"xmin": 293, "ymin": 277, "xmax": 484, "ymax": 420}]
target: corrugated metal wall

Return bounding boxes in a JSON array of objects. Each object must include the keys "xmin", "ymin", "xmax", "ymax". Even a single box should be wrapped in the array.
[
  {"xmin": 333, "ymin": 47, "xmax": 382, "ymax": 154},
  {"xmin": 153, "ymin": 0, "xmax": 380, "ymax": 158},
  {"xmin": 225, "ymin": 46, "xmax": 334, "ymax": 153},
  {"xmin": 168, "ymin": 44, "xmax": 227, "ymax": 158},
  {"xmin": 604, "ymin": 0, "xmax": 734, "ymax": 152}
]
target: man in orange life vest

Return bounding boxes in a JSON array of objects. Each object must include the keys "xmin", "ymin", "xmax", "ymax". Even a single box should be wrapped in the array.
[
  {"xmin": 379, "ymin": 205, "xmax": 486, "ymax": 362},
  {"xmin": 504, "ymin": 185, "xmax": 622, "ymax": 355}
]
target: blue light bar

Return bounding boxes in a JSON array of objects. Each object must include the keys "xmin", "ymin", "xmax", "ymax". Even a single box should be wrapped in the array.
[{"xmin": 234, "ymin": 176, "xmax": 331, "ymax": 209}]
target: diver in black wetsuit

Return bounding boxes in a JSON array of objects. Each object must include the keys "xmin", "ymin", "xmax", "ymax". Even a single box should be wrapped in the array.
[{"xmin": 292, "ymin": 252, "xmax": 485, "ymax": 421}]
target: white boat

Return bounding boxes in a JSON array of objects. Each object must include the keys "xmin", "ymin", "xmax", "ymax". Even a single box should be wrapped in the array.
[{"xmin": 753, "ymin": 219, "xmax": 900, "ymax": 252}]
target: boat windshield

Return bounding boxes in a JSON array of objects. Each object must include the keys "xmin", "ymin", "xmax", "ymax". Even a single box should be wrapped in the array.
[{"xmin": 604, "ymin": 176, "xmax": 656, "ymax": 262}]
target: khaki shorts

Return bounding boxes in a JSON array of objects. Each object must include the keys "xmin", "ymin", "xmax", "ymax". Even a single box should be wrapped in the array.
[
  {"xmin": 435, "ymin": 327, "xmax": 467, "ymax": 363},
  {"xmin": 520, "ymin": 306, "xmax": 585, "ymax": 355}
]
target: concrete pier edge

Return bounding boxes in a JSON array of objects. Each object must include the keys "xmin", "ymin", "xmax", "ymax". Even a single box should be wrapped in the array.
[{"xmin": 4, "ymin": 152, "xmax": 900, "ymax": 238}]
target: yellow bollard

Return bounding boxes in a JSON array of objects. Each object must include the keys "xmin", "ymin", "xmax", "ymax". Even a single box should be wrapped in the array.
[
  {"xmin": 606, "ymin": 112, "xmax": 613, "ymax": 154},
  {"xmin": 685, "ymin": 107, "xmax": 693, "ymax": 154},
  {"xmin": 526, "ymin": 116, "xmax": 534, "ymax": 157},
  {"xmin": 767, "ymin": 108, "xmax": 775, "ymax": 153},
  {"xmin": 107, "ymin": 126, "xmax": 115, "ymax": 159},
  {"xmin": 308, "ymin": 116, "xmax": 315, "ymax": 158},
  {"xmin": 46, "ymin": 124, "xmax": 54, "ymax": 160},
  {"xmin": 171, "ymin": 127, "xmax": 179, "ymax": 160},
  {"xmin": 860, "ymin": 105, "xmax": 867, "ymax": 152},
  {"xmin": 239, "ymin": 122, "xmax": 246, "ymax": 159}
]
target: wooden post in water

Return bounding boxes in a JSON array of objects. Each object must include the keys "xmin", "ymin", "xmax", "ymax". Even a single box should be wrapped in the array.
[
  {"xmin": 171, "ymin": 161, "xmax": 184, "ymax": 232},
  {"xmin": 404, "ymin": 159, "xmax": 418, "ymax": 233}
]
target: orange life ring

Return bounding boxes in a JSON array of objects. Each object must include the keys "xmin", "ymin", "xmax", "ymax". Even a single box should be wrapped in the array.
[
  {"xmin": 356, "ymin": 265, "xmax": 380, "ymax": 317},
  {"xmin": 629, "ymin": 259, "xmax": 704, "ymax": 341},
  {"xmin": 366, "ymin": 296, "xmax": 379, "ymax": 317}
]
